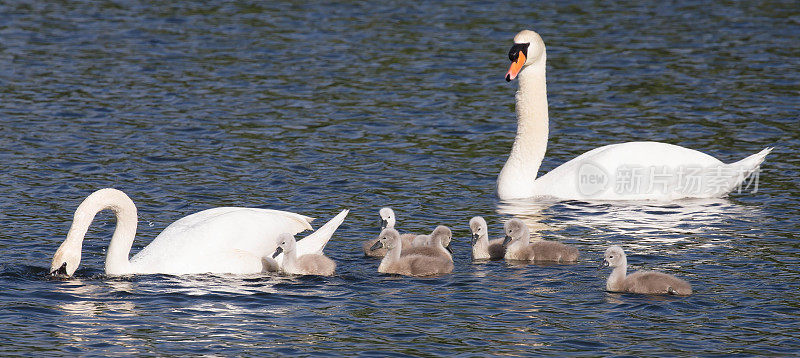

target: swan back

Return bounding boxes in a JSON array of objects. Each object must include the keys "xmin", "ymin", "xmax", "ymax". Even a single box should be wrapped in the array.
[
  {"xmin": 528, "ymin": 241, "xmax": 579, "ymax": 262},
  {"xmin": 503, "ymin": 218, "xmax": 577, "ymax": 262},
  {"xmin": 411, "ymin": 234, "xmax": 433, "ymax": 247},
  {"xmin": 402, "ymin": 234, "xmax": 451, "ymax": 260},
  {"xmin": 131, "ymin": 208, "xmax": 346, "ymax": 275},
  {"xmin": 130, "ymin": 207, "xmax": 314, "ymax": 274}
]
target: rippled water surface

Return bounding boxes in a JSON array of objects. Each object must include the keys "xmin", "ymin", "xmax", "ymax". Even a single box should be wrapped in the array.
[{"xmin": 1, "ymin": 1, "xmax": 799, "ymax": 356}]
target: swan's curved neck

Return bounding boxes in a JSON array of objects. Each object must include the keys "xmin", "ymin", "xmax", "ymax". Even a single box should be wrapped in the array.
[
  {"xmin": 282, "ymin": 246, "xmax": 299, "ymax": 273},
  {"xmin": 607, "ymin": 259, "xmax": 628, "ymax": 291},
  {"xmin": 475, "ymin": 233, "xmax": 489, "ymax": 249},
  {"xmin": 64, "ymin": 189, "xmax": 137, "ymax": 275},
  {"xmin": 380, "ymin": 238, "xmax": 403, "ymax": 271},
  {"xmin": 498, "ymin": 56, "xmax": 549, "ymax": 200}
]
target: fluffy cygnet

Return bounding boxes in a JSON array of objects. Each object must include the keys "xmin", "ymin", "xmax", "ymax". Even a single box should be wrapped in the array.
[
  {"xmin": 363, "ymin": 207, "xmax": 416, "ymax": 257},
  {"xmin": 402, "ymin": 226, "xmax": 453, "ymax": 260},
  {"xmin": 273, "ymin": 233, "xmax": 335, "ymax": 276},
  {"xmin": 371, "ymin": 228, "xmax": 453, "ymax": 277},
  {"xmin": 503, "ymin": 218, "xmax": 579, "ymax": 262},
  {"xmin": 469, "ymin": 216, "xmax": 505, "ymax": 260},
  {"xmin": 602, "ymin": 246, "xmax": 692, "ymax": 296}
]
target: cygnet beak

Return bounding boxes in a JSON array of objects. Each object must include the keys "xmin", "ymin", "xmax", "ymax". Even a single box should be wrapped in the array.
[
  {"xmin": 272, "ymin": 246, "xmax": 284, "ymax": 258},
  {"xmin": 369, "ymin": 240, "xmax": 383, "ymax": 251}
]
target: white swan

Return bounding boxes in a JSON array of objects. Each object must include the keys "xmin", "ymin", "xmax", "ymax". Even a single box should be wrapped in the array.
[
  {"xmin": 499, "ymin": 29, "xmax": 773, "ymax": 201},
  {"xmin": 50, "ymin": 188, "xmax": 349, "ymax": 277}
]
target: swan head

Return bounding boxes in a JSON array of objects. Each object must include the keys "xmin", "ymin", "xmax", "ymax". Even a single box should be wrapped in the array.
[
  {"xmin": 505, "ymin": 29, "xmax": 546, "ymax": 82},
  {"xmin": 379, "ymin": 207, "xmax": 396, "ymax": 230},
  {"xmin": 502, "ymin": 218, "xmax": 529, "ymax": 246},
  {"xmin": 602, "ymin": 246, "xmax": 627, "ymax": 269},
  {"xmin": 371, "ymin": 228, "xmax": 401, "ymax": 251},
  {"xmin": 469, "ymin": 216, "xmax": 487, "ymax": 246},
  {"xmin": 50, "ymin": 239, "xmax": 81, "ymax": 277},
  {"xmin": 430, "ymin": 225, "xmax": 453, "ymax": 253},
  {"xmin": 273, "ymin": 233, "xmax": 297, "ymax": 258}
]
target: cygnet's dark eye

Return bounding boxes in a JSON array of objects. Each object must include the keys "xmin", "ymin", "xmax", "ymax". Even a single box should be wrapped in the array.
[{"xmin": 508, "ymin": 43, "xmax": 530, "ymax": 62}]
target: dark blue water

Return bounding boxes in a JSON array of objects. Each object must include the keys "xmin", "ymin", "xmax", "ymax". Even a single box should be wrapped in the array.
[{"xmin": 1, "ymin": 0, "xmax": 798, "ymax": 356}]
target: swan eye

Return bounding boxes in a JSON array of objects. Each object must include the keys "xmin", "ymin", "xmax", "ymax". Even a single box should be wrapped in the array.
[{"xmin": 508, "ymin": 43, "xmax": 530, "ymax": 62}]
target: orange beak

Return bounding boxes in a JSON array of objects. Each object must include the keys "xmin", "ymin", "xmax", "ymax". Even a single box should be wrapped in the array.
[{"xmin": 505, "ymin": 52, "xmax": 526, "ymax": 82}]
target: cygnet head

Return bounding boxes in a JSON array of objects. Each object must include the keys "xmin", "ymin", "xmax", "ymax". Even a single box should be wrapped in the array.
[
  {"xmin": 430, "ymin": 225, "xmax": 453, "ymax": 252},
  {"xmin": 602, "ymin": 245, "xmax": 627, "ymax": 268},
  {"xmin": 505, "ymin": 29, "xmax": 546, "ymax": 82},
  {"xmin": 379, "ymin": 207, "xmax": 396, "ymax": 230},
  {"xmin": 502, "ymin": 218, "xmax": 530, "ymax": 246},
  {"xmin": 370, "ymin": 228, "xmax": 401, "ymax": 251},
  {"xmin": 272, "ymin": 233, "xmax": 297, "ymax": 258},
  {"xmin": 469, "ymin": 216, "xmax": 488, "ymax": 246}
]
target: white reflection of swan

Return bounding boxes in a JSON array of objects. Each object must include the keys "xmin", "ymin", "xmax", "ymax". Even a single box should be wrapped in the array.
[{"xmin": 497, "ymin": 198, "xmax": 761, "ymax": 249}]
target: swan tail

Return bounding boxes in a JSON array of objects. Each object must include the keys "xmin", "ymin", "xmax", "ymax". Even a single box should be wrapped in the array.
[
  {"xmin": 296, "ymin": 209, "xmax": 349, "ymax": 256},
  {"xmin": 716, "ymin": 147, "xmax": 773, "ymax": 196},
  {"xmin": 730, "ymin": 147, "xmax": 772, "ymax": 172}
]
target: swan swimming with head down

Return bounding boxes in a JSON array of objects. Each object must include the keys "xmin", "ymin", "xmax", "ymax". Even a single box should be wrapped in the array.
[
  {"xmin": 50, "ymin": 188, "xmax": 349, "ymax": 277},
  {"xmin": 499, "ymin": 29, "xmax": 772, "ymax": 201}
]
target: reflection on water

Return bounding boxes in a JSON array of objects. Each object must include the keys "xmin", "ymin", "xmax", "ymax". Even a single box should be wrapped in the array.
[
  {"xmin": 0, "ymin": 0, "xmax": 797, "ymax": 356},
  {"xmin": 498, "ymin": 197, "xmax": 763, "ymax": 249}
]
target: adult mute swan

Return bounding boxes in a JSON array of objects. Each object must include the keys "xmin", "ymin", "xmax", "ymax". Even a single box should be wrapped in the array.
[
  {"xmin": 50, "ymin": 188, "xmax": 349, "ymax": 277},
  {"xmin": 499, "ymin": 29, "xmax": 773, "ymax": 201}
]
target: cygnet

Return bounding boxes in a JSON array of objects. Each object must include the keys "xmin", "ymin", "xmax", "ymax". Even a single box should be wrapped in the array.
[
  {"xmin": 602, "ymin": 246, "xmax": 692, "ymax": 296},
  {"xmin": 273, "ymin": 233, "xmax": 336, "ymax": 276},
  {"xmin": 370, "ymin": 228, "xmax": 453, "ymax": 277},
  {"xmin": 469, "ymin": 216, "xmax": 505, "ymax": 260},
  {"xmin": 503, "ymin": 218, "xmax": 578, "ymax": 262}
]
